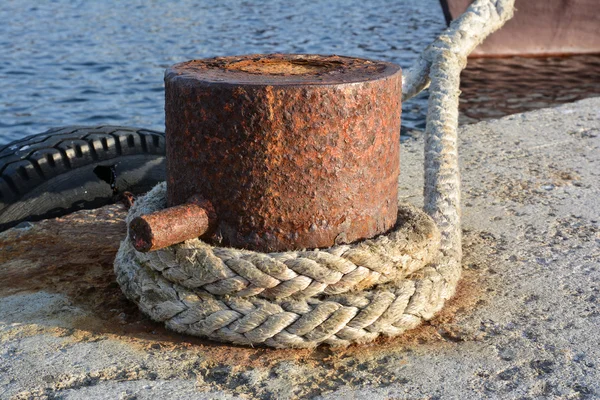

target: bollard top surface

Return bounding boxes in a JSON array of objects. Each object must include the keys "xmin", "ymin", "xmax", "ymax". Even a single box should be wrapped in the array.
[{"xmin": 165, "ymin": 53, "xmax": 400, "ymax": 86}]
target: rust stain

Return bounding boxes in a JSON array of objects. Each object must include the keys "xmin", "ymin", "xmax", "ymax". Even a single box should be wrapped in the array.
[
  {"xmin": 0, "ymin": 205, "xmax": 133, "ymax": 318},
  {"xmin": 0, "ymin": 206, "xmax": 488, "ymax": 371}
]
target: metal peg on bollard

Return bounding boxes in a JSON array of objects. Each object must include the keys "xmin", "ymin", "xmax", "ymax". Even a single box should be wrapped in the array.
[{"xmin": 128, "ymin": 195, "xmax": 217, "ymax": 252}]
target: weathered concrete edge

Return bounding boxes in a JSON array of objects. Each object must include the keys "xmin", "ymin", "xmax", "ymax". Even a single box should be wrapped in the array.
[{"xmin": 0, "ymin": 97, "xmax": 598, "ymax": 399}]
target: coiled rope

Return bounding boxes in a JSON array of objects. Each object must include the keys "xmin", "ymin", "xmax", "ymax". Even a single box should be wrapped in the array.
[{"xmin": 114, "ymin": 0, "xmax": 515, "ymax": 348}]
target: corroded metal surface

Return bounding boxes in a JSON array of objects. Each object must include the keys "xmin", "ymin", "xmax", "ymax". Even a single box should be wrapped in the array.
[
  {"xmin": 129, "ymin": 196, "xmax": 216, "ymax": 252},
  {"xmin": 165, "ymin": 54, "xmax": 402, "ymax": 252}
]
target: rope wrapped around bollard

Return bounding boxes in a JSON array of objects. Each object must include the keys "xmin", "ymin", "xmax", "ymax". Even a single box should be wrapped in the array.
[
  {"xmin": 114, "ymin": 0, "xmax": 515, "ymax": 348},
  {"xmin": 116, "ymin": 183, "xmax": 445, "ymax": 347}
]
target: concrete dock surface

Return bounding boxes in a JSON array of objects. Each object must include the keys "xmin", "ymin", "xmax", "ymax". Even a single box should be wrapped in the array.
[{"xmin": 0, "ymin": 97, "xmax": 598, "ymax": 399}]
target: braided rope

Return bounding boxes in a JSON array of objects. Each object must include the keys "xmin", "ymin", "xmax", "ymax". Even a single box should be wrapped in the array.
[
  {"xmin": 126, "ymin": 183, "xmax": 440, "ymax": 300},
  {"xmin": 115, "ymin": 194, "xmax": 453, "ymax": 348},
  {"xmin": 114, "ymin": 0, "xmax": 515, "ymax": 348}
]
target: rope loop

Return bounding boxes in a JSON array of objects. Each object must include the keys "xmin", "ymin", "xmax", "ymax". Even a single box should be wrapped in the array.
[
  {"xmin": 114, "ymin": 0, "xmax": 516, "ymax": 348},
  {"xmin": 115, "ymin": 183, "xmax": 457, "ymax": 348}
]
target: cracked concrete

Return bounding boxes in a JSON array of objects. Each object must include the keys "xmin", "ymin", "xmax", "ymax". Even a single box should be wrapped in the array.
[{"xmin": 0, "ymin": 98, "xmax": 598, "ymax": 399}]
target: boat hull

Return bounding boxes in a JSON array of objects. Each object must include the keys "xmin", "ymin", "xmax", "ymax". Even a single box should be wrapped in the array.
[{"xmin": 441, "ymin": 0, "xmax": 600, "ymax": 57}]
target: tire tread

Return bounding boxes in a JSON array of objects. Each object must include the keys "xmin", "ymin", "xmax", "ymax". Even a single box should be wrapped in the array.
[{"xmin": 0, "ymin": 125, "xmax": 165, "ymax": 218}]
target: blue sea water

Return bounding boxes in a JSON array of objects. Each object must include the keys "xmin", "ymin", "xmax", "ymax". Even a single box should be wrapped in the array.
[
  {"xmin": 0, "ymin": 0, "xmax": 445, "ymax": 145},
  {"xmin": 2, "ymin": 1, "xmax": 599, "ymax": 146}
]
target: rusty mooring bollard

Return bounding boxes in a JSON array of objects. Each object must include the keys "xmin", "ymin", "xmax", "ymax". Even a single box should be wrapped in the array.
[{"xmin": 129, "ymin": 53, "xmax": 402, "ymax": 252}]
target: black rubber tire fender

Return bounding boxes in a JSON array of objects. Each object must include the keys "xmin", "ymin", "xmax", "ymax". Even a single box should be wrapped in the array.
[{"xmin": 0, "ymin": 125, "xmax": 166, "ymax": 231}]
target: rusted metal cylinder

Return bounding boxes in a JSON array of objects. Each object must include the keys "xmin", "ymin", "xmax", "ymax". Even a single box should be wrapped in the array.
[
  {"xmin": 129, "ymin": 196, "xmax": 216, "ymax": 252},
  {"xmin": 164, "ymin": 54, "xmax": 402, "ymax": 252}
]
